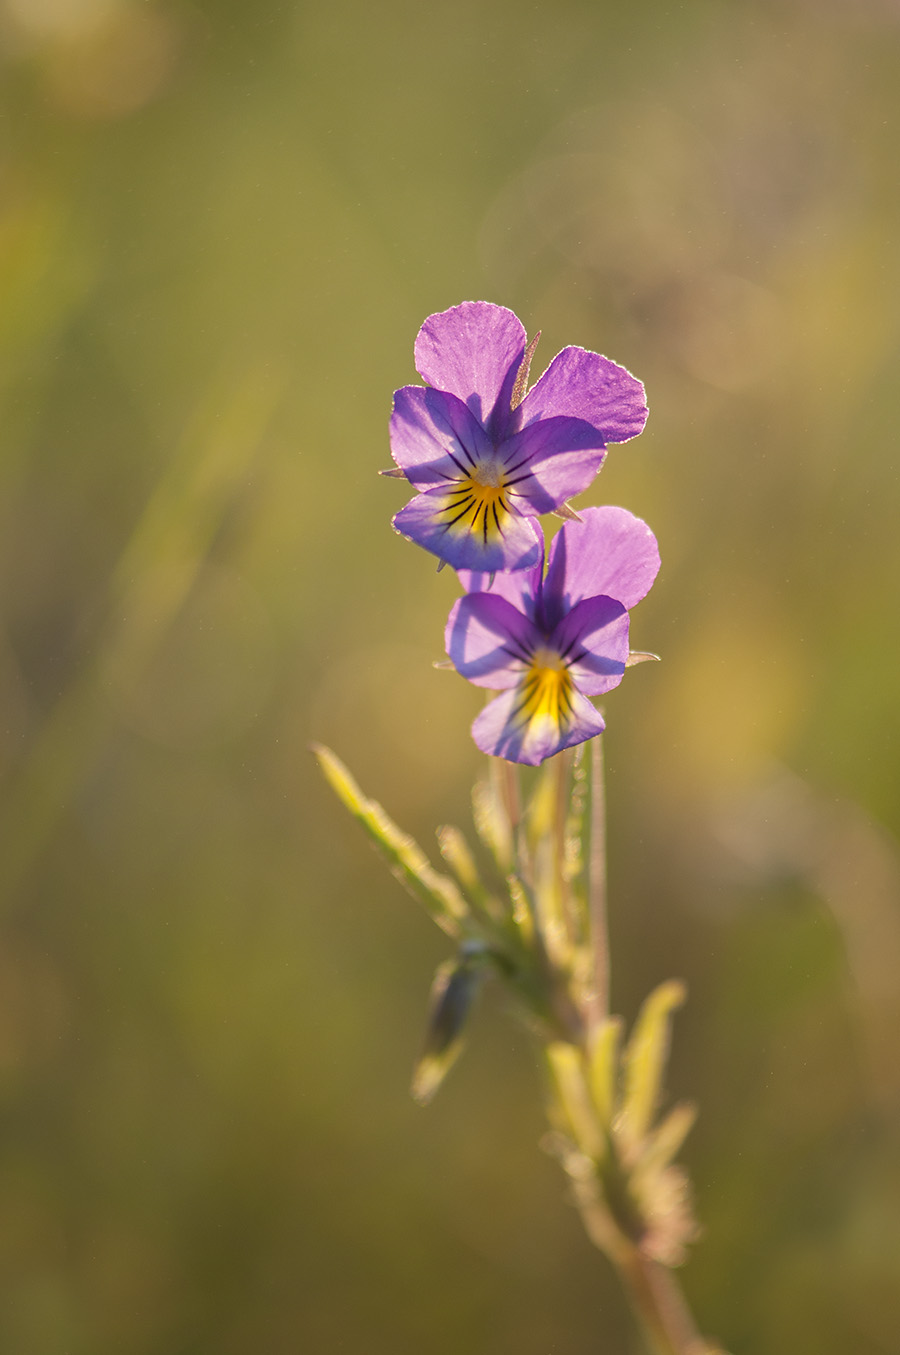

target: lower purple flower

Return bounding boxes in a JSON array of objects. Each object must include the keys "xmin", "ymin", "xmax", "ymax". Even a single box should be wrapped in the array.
[{"xmin": 445, "ymin": 507, "xmax": 660, "ymax": 766}]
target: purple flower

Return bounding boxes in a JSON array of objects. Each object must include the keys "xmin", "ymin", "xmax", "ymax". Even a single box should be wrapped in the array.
[
  {"xmin": 389, "ymin": 302, "xmax": 648, "ymax": 573},
  {"xmin": 445, "ymin": 507, "xmax": 660, "ymax": 766}
]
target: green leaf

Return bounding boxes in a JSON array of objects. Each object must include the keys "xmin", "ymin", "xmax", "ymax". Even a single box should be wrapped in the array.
[
  {"xmin": 640, "ymin": 1101, "xmax": 697, "ymax": 1174},
  {"xmin": 312, "ymin": 744, "xmax": 467, "ymax": 938},
  {"xmin": 436, "ymin": 824, "xmax": 481, "ymax": 895},
  {"xmin": 587, "ymin": 1015, "xmax": 624, "ymax": 1127},
  {"xmin": 506, "ymin": 872, "xmax": 535, "ymax": 944},
  {"xmin": 620, "ymin": 979, "xmax": 686, "ymax": 1146},
  {"xmin": 546, "ymin": 1042, "xmax": 605, "ymax": 1159}
]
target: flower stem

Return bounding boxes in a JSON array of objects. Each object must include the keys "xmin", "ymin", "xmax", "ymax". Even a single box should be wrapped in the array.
[
  {"xmin": 587, "ymin": 733, "xmax": 610, "ymax": 1025},
  {"xmin": 615, "ymin": 1247, "xmax": 718, "ymax": 1355},
  {"xmin": 567, "ymin": 1158, "xmax": 719, "ymax": 1355}
]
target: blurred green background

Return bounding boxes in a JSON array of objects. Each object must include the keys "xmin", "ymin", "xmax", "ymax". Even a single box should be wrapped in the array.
[{"xmin": 2, "ymin": 0, "xmax": 900, "ymax": 1350}]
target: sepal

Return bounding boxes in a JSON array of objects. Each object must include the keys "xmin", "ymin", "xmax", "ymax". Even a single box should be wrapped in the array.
[{"xmin": 510, "ymin": 330, "xmax": 541, "ymax": 410}]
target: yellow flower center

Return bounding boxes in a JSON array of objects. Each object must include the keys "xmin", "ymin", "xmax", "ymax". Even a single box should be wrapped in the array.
[
  {"xmin": 440, "ymin": 462, "xmax": 513, "ymax": 542},
  {"xmin": 514, "ymin": 648, "xmax": 575, "ymax": 732}
]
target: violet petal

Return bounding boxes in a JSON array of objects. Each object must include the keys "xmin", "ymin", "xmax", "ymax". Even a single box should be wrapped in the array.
[
  {"xmin": 445, "ymin": 592, "xmax": 540, "ymax": 690},
  {"xmin": 414, "ymin": 301, "xmax": 526, "ymax": 438},
  {"xmin": 520, "ymin": 346, "xmax": 648, "ymax": 444},
  {"xmin": 544, "ymin": 507, "xmax": 661, "ymax": 626},
  {"xmin": 457, "ymin": 524, "xmax": 544, "ymax": 620},
  {"xmin": 553, "ymin": 594, "xmax": 630, "ymax": 697},
  {"xmin": 471, "ymin": 685, "xmax": 606, "ymax": 766},
  {"xmin": 390, "ymin": 386, "xmax": 492, "ymax": 489},
  {"xmin": 393, "ymin": 489, "xmax": 542, "ymax": 573},
  {"xmin": 498, "ymin": 416, "xmax": 608, "ymax": 514}
]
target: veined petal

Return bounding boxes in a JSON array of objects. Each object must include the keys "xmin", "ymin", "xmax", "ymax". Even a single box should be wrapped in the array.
[
  {"xmin": 520, "ymin": 347, "xmax": 648, "ymax": 444},
  {"xmin": 390, "ymin": 386, "xmax": 492, "ymax": 488},
  {"xmin": 497, "ymin": 417, "xmax": 607, "ymax": 514},
  {"xmin": 544, "ymin": 507, "xmax": 660, "ymax": 627},
  {"xmin": 445, "ymin": 593, "xmax": 540, "ymax": 689},
  {"xmin": 457, "ymin": 524, "xmax": 544, "ymax": 619},
  {"xmin": 552, "ymin": 595, "xmax": 630, "ymax": 697},
  {"xmin": 393, "ymin": 486, "xmax": 542, "ymax": 573},
  {"xmin": 414, "ymin": 301, "xmax": 526, "ymax": 439},
  {"xmin": 472, "ymin": 683, "xmax": 606, "ymax": 767}
]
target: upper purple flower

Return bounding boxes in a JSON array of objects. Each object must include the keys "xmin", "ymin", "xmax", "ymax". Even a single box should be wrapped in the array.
[
  {"xmin": 389, "ymin": 302, "xmax": 648, "ymax": 573},
  {"xmin": 445, "ymin": 507, "xmax": 660, "ymax": 766}
]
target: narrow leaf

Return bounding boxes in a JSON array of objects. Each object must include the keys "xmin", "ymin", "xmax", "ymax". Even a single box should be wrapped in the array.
[
  {"xmin": 436, "ymin": 825, "xmax": 481, "ymax": 895},
  {"xmin": 620, "ymin": 979, "xmax": 686, "ymax": 1146},
  {"xmin": 547, "ymin": 1042, "xmax": 605, "ymax": 1160},
  {"xmin": 507, "ymin": 873, "xmax": 535, "ymax": 944},
  {"xmin": 587, "ymin": 1015, "xmax": 624, "ymax": 1127},
  {"xmin": 437, "ymin": 824, "xmax": 503, "ymax": 924},
  {"xmin": 312, "ymin": 744, "xmax": 467, "ymax": 937},
  {"xmin": 640, "ymin": 1101, "xmax": 697, "ymax": 1174}
]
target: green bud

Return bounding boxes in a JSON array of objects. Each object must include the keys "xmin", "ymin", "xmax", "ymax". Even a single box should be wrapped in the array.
[{"xmin": 411, "ymin": 947, "xmax": 486, "ymax": 1106}]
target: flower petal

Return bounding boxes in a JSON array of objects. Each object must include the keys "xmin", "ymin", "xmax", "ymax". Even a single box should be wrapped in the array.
[
  {"xmin": 445, "ymin": 593, "xmax": 540, "ymax": 689},
  {"xmin": 471, "ymin": 685, "xmax": 606, "ymax": 766},
  {"xmin": 553, "ymin": 594, "xmax": 630, "ymax": 696},
  {"xmin": 390, "ymin": 386, "xmax": 492, "ymax": 488},
  {"xmin": 498, "ymin": 417, "xmax": 607, "ymax": 514},
  {"xmin": 520, "ymin": 347, "xmax": 648, "ymax": 444},
  {"xmin": 393, "ymin": 488, "xmax": 542, "ymax": 573},
  {"xmin": 457, "ymin": 525, "xmax": 544, "ymax": 619},
  {"xmin": 543, "ymin": 507, "xmax": 660, "ymax": 627},
  {"xmin": 414, "ymin": 301, "xmax": 526, "ymax": 439}
]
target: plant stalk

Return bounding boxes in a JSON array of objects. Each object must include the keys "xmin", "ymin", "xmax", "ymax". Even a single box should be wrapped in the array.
[{"xmin": 586, "ymin": 733, "xmax": 610, "ymax": 1026}]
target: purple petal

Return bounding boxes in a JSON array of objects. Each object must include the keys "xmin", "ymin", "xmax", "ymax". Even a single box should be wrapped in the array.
[
  {"xmin": 414, "ymin": 301, "xmax": 526, "ymax": 439},
  {"xmin": 457, "ymin": 525, "xmax": 544, "ymax": 620},
  {"xmin": 393, "ymin": 488, "xmax": 542, "ymax": 573},
  {"xmin": 553, "ymin": 595, "xmax": 629, "ymax": 697},
  {"xmin": 520, "ymin": 347, "xmax": 648, "ymax": 444},
  {"xmin": 471, "ymin": 685, "xmax": 606, "ymax": 766},
  {"xmin": 544, "ymin": 507, "xmax": 661, "ymax": 625},
  {"xmin": 445, "ymin": 593, "xmax": 540, "ymax": 689},
  {"xmin": 390, "ymin": 386, "xmax": 492, "ymax": 488},
  {"xmin": 497, "ymin": 417, "xmax": 607, "ymax": 514}
]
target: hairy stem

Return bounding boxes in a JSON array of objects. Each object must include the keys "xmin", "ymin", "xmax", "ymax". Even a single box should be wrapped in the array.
[
  {"xmin": 615, "ymin": 1248, "xmax": 718, "ymax": 1355},
  {"xmin": 586, "ymin": 734, "xmax": 610, "ymax": 1026},
  {"xmin": 559, "ymin": 1087, "xmax": 721, "ymax": 1355}
]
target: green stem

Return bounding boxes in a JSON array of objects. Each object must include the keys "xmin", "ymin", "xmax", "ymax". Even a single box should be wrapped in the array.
[
  {"xmin": 615, "ymin": 1247, "xmax": 715, "ymax": 1355},
  {"xmin": 587, "ymin": 733, "xmax": 609, "ymax": 1026},
  {"xmin": 570, "ymin": 1172, "xmax": 718, "ymax": 1355},
  {"xmin": 549, "ymin": 733, "xmax": 722, "ymax": 1355}
]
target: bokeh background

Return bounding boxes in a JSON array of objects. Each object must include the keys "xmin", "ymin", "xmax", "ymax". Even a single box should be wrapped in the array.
[{"xmin": 2, "ymin": 0, "xmax": 900, "ymax": 1350}]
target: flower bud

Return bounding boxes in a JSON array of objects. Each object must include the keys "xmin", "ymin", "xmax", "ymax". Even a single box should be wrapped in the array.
[{"xmin": 411, "ymin": 946, "xmax": 486, "ymax": 1106}]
